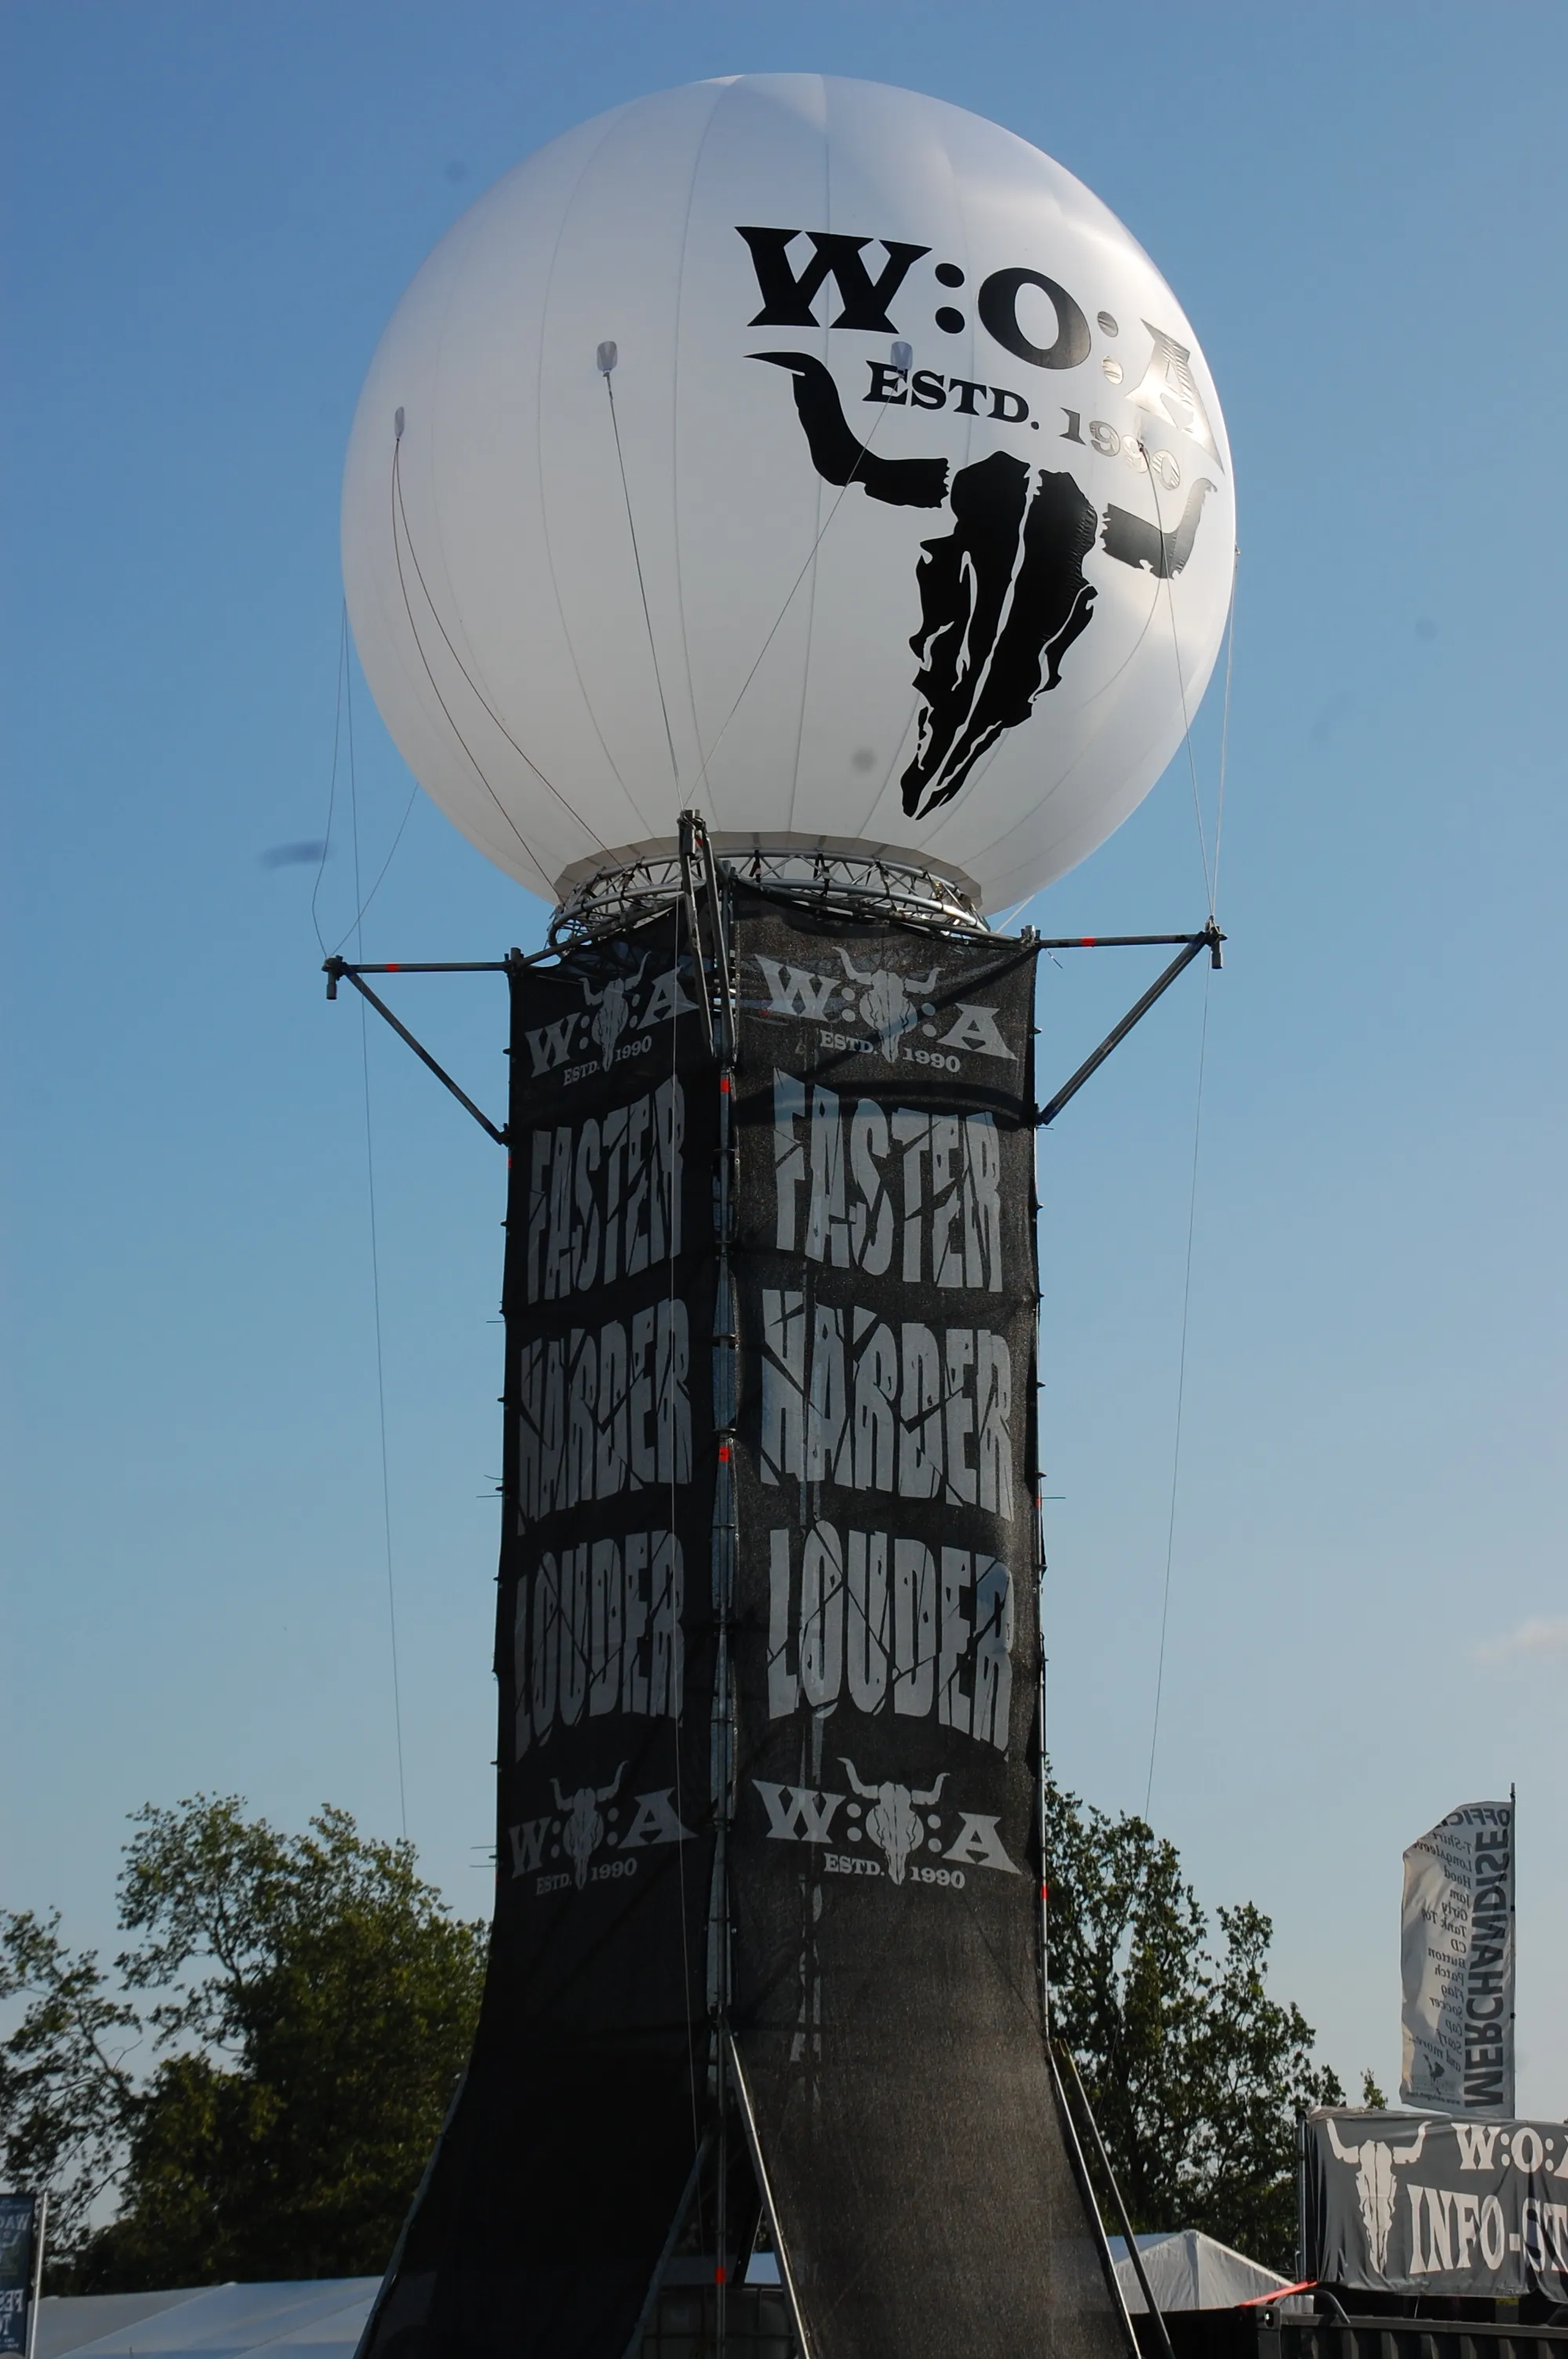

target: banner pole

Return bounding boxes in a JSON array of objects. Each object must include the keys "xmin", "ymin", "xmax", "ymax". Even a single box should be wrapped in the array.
[
  {"xmin": 1036, "ymin": 923, "xmax": 1221, "ymax": 1130},
  {"xmin": 1044, "ymin": 2037, "xmax": 1142, "ymax": 2359},
  {"xmin": 1059, "ymin": 2044, "xmax": 1175, "ymax": 2359},
  {"xmin": 324, "ymin": 962, "xmax": 507, "ymax": 1144},
  {"xmin": 727, "ymin": 2036, "xmax": 814, "ymax": 2359},
  {"xmin": 1037, "ymin": 1647, "xmax": 1049, "ymax": 2031},
  {"xmin": 703, "ymin": 834, "xmax": 739, "ymax": 2354},
  {"xmin": 679, "ymin": 812, "xmax": 717, "ymax": 1061},
  {"xmin": 24, "ymin": 2193, "xmax": 46, "ymax": 2359},
  {"xmin": 1034, "ymin": 1104, "xmax": 1051, "ymax": 2037},
  {"xmin": 1509, "ymin": 1781, "xmax": 1517, "ymax": 2118}
]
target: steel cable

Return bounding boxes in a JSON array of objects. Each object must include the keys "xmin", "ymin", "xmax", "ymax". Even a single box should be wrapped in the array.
[{"xmin": 345, "ymin": 653, "xmax": 409, "ymax": 1841}]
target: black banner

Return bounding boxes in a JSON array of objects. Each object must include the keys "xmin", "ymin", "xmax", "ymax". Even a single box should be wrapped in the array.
[
  {"xmin": 0, "ymin": 2196, "xmax": 42, "ymax": 2359},
  {"xmin": 728, "ymin": 892, "xmax": 1128, "ymax": 2359},
  {"xmin": 361, "ymin": 892, "xmax": 1131, "ymax": 2359},
  {"xmin": 1305, "ymin": 2109, "xmax": 1568, "ymax": 2302},
  {"xmin": 361, "ymin": 914, "xmax": 719, "ymax": 2359}
]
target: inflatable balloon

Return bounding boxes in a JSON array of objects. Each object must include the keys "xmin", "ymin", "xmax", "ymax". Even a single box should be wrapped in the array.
[{"xmin": 342, "ymin": 75, "xmax": 1234, "ymax": 914}]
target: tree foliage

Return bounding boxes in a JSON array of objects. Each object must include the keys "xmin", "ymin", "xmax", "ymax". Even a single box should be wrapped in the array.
[
  {"xmin": 1044, "ymin": 1766, "xmax": 1345, "ymax": 2274},
  {"xmin": 5, "ymin": 1783, "xmax": 1359, "ymax": 2291},
  {"xmin": 0, "ymin": 1799, "xmax": 486, "ymax": 2291},
  {"xmin": 0, "ymin": 1914, "xmax": 139, "ymax": 2256}
]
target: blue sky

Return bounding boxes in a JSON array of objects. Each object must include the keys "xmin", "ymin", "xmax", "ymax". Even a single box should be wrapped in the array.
[{"xmin": 5, "ymin": 2, "xmax": 1564, "ymax": 2120}]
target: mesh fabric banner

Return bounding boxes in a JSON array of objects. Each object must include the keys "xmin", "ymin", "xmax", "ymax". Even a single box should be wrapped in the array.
[
  {"xmin": 0, "ymin": 2196, "xmax": 42, "ymax": 2359},
  {"xmin": 360, "ymin": 892, "xmax": 1131, "ymax": 2359},
  {"xmin": 1304, "ymin": 2107, "xmax": 1568, "ymax": 2300},
  {"xmin": 728, "ymin": 890, "xmax": 1129, "ymax": 2359},
  {"xmin": 361, "ymin": 914, "xmax": 718, "ymax": 2359}
]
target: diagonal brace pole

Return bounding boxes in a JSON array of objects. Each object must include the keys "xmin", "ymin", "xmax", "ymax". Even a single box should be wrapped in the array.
[
  {"xmin": 1042, "ymin": 2036, "xmax": 1142, "ymax": 2359},
  {"xmin": 323, "ymin": 956, "xmax": 506, "ymax": 1146},
  {"xmin": 726, "ymin": 2035, "xmax": 814, "ymax": 2359},
  {"xmin": 1036, "ymin": 921, "xmax": 1222, "ymax": 1129},
  {"xmin": 1058, "ymin": 2042, "xmax": 1176, "ymax": 2359}
]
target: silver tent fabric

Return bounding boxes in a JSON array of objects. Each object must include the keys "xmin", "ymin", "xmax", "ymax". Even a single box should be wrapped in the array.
[
  {"xmin": 37, "ymin": 2241, "xmax": 1298, "ymax": 2359},
  {"xmin": 1108, "ymin": 2230, "xmax": 1295, "ymax": 2312},
  {"xmin": 34, "ymin": 2282, "xmax": 379, "ymax": 2359}
]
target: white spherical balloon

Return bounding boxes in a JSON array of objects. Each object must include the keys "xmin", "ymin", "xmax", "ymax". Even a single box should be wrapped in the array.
[{"xmin": 343, "ymin": 75, "xmax": 1233, "ymax": 914}]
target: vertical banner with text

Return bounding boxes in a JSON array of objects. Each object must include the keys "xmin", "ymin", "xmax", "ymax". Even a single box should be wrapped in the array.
[
  {"xmin": 359, "ymin": 914, "xmax": 718, "ymax": 2359},
  {"xmin": 0, "ymin": 2196, "xmax": 43, "ymax": 2359},
  {"xmin": 1401, "ymin": 1799, "xmax": 1515, "ymax": 2119},
  {"xmin": 728, "ymin": 891, "xmax": 1127, "ymax": 2359}
]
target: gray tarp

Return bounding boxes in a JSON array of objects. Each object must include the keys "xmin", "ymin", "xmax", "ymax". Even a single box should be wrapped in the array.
[
  {"xmin": 1108, "ymin": 2231, "xmax": 1296, "ymax": 2312},
  {"xmin": 35, "ymin": 2282, "xmax": 379, "ymax": 2359},
  {"xmin": 1304, "ymin": 2106, "xmax": 1568, "ymax": 2300},
  {"xmin": 38, "ymin": 2236, "xmax": 1294, "ymax": 2359}
]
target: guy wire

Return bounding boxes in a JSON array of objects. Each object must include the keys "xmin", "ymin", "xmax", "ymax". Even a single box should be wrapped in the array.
[
  {"xmin": 1145, "ymin": 965, "xmax": 1210, "ymax": 1819},
  {"xmin": 312, "ymin": 607, "xmax": 420, "ymax": 958},
  {"xmin": 346, "ymin": 655, "xmax": 409, "ymax": 1841},
  {"xmin": 310, "ymin": 608, "xmax": 347, "ymax": 958},
  {"xmin": 390, "ymin": 436, "xmax": 604, "ymax": 880},
  {"xmin": 1210, "ymin": 552, "xmax": 1239, "ymax": 919},
  {"xmin": 603, "ymin": 373, "xmax": 682, "ymax": 802},
  {"xmin": 687, "ymin": 395, "xmax": 899, "ymax": 807},
  {"xmin": 332, "ymin": 776, "xmax": 419, "ymax": 958},
  {"xmin": 1138, "ymin": 485, "xmax": 1236, "ymax": 1814},
  {"xmin": 1145, "ymin": 459, "xmax": 1214, "ymax": 918}
]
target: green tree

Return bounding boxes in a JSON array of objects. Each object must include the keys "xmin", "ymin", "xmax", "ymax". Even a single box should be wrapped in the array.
[
  {"xmin": 0, "ymin": 1913, "xmax": 140, "ymax": 2259},
  {"xmin": 5, "ymin": 1785, "xmax": 1367, "ymax": 2290},
  {"xmin": 1044, "ymin": 1766, "xmax": 1345, "ymax": 2273},
  {"xmin": 1, "ymin": 1798, "xmax": 486, "ymax": 2291}
]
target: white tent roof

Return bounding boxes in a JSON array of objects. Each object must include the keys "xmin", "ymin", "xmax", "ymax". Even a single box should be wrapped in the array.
[
  {"xmin": 1109, "ymin": 2228, "xmax": 1296, "ymax": 2311},
  {"xmin": 38, "ymin": 2236, "xmax": 1294, "ymax": 2357},
  {"xmin": 35, "ymin": 2281, "xmax": 379, "ymax": 2359}
]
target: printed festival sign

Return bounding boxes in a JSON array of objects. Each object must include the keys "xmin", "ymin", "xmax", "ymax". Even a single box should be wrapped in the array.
[
  {"xmin": 725, "ymin": 892, "xmax": 1123, "ymax": 2359},
  {"xmin": 357, "ymin": 899, "xmax": 1135, "ymax": 2359},
  {"xmin": 0, "ymin": 2196, "xmax": 42, "ymax": 2359},
  {"xmin": 1304, "ymin": 2109, "xmax": 1568, "ymax": 2301},
  {"xmin": 356, "ymin": 914, "xmax": 719, "ymax": 2359},
  {"xmin": 1401, "ymin": 1799, "xmax": 1515, "ymax": 2118}
]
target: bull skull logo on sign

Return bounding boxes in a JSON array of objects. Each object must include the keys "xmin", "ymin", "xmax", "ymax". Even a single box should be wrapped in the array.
[
  {"xmin": 579, "ymin": 957, "xmax": 647, "ymax": 1074},
  {"xmin": 551, "ymin": 1764, "xmax": 624, "ymax": 1889},
  {"xmin": 841, "ymin": 1759, "xmax": 948, "ymax": 1885},
  {"xmin": 753, "ymin": 351, "xmax": 1214, "ymax": 820},
  {"xmin": 1325, "ymin": 2117, "xmax": 1428, "ymax": 2274},
  {"xmin": 836, "ymin": 949, "xmax": 938, "ymax": 1057}
]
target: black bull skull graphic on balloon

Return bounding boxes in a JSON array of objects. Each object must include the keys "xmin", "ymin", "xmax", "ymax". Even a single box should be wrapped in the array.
[{"xmin": 752, "ymin": 351, "xmax": 1215, "ymax": 820}]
